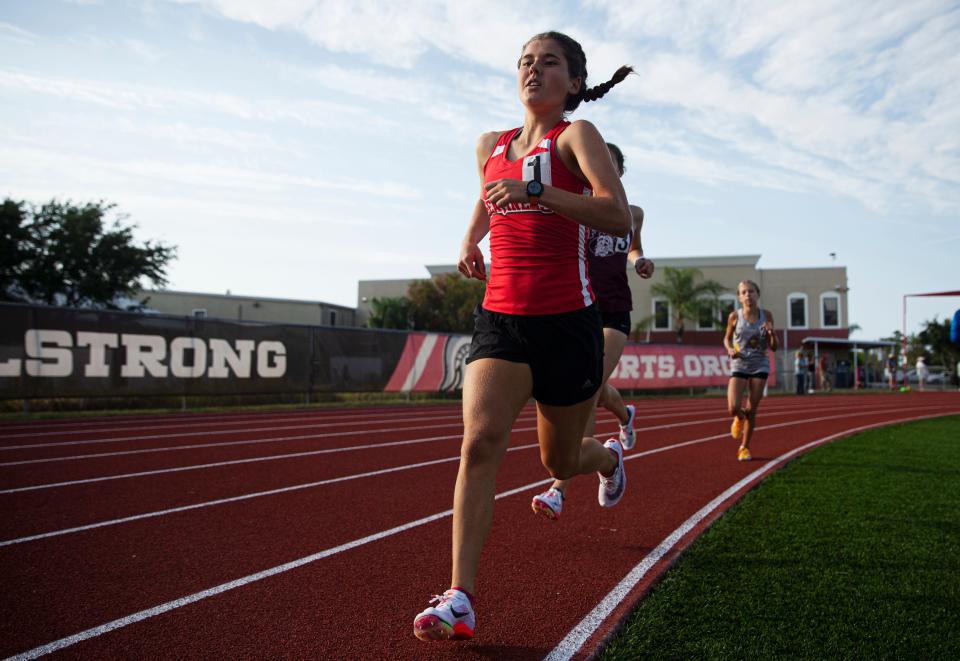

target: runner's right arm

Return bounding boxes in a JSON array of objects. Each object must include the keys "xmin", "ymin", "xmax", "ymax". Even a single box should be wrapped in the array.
[{"xmin": 458, "ymin": 132, "xmax": 500, "ymax": 281}]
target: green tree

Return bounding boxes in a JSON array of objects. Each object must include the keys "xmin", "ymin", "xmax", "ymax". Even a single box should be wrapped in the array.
[
  {"xmin": 407, "ymin": 272, "xmax": 485, "ymax": 333},
  {"xmin": 917, "ymin": 317, "xmax": 960, "ymax": 368},
  {"xmin": 0, "ymin": 199, "xmax": 30, "ymax": 301},
  {"xmin": 646, "ymin": 267, "xmax": 726, "ymax": 342},
  {"xmin": 2, "ymin": 198, "xmax": 176, "ymax": 309},
  {"xmin": 367, "ymin": 296, "xmax": 412, "ymax": 330}
]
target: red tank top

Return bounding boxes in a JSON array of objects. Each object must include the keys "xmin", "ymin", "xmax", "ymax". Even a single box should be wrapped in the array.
[{"xmin": 481, "ymin": 120, "xmax": 594, "ymax": 315}]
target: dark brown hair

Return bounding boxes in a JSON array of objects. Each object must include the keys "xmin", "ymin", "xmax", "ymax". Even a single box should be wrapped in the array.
[
  {"xmin": 606, "ymin": 142, "xmax": 625, "ymax": 176},
  {"xmin": 520, "ymin": 31, "xmax": 633, "ymax": 112}
]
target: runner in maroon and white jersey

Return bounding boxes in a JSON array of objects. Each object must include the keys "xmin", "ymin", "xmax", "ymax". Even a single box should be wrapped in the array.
[
  {"xmin": 532, "ymin": 142, "xmax": 656, "ymax": 521},
  {"xmin": 413, "ymin": 31, "xmax": 634, "ymax": 643}
]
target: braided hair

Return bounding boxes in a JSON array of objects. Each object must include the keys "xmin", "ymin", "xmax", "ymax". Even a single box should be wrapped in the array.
[{"xmin": 520, "ymin": 31, "xmax": 633, "ymax": 113}]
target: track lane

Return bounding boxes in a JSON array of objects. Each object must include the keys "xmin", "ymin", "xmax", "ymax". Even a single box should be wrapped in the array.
[
  {"xmin": 0, "ymin": 401, "xmax": 906, "ymax": 540},
  {"xmin": 1, "ymin": 394, "xmax": 957, "ymax": 659}
]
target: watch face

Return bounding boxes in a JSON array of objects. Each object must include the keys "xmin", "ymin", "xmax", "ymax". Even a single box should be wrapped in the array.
[{"xmin": 527, "ymin": 180, "xmax": 544, "ymax": 196}]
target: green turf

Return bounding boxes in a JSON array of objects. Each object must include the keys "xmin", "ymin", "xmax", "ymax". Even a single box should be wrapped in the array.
[{"xmin": 600, "ymin": 415, "xmax": 960, "ymax": 660}]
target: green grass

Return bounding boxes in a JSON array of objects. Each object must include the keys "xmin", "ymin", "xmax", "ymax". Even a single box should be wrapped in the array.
[{"xmin": 601, "ymin": 415, "xmax": 960, "ymax": 660}]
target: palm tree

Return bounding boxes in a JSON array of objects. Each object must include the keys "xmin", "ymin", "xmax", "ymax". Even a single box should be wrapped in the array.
[{"xmin": 647, "ymin": 267, "xmax": 727, "ymax": 343}]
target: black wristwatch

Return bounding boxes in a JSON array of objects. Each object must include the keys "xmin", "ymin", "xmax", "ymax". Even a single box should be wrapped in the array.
[{"xmin": 526, "ymin": 180, "xmax": 544, "ymax": 206}]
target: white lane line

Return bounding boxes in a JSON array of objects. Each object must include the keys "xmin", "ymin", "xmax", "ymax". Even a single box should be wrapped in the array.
[
  {"xmin": 1, "ymin": 397, "xmax": 739, "ymax": 436},
  {"xmin": 2, "ymin": 463, "xmax": 560, "ymax": 661},
  {"xmin": 7, "ymin": 410, "xmax": 955, "ymax": 661},
  {"xmin": 0, "ymin": 403, "xmax": 937, "ymax": 493},
  {"xmin": 5, "ymin": 405, "xmax": 641, "ymax": 461},
  {"xmin": 543, "ymin": 411, "xmax": 956, "ymax": 661},
  {"xmin": 0, "ymin": 450, "xmax": 482, "ymax": 548},
  {"xmin": 0, "ymin": 404, "xmax": 834, "ymax": 492},
  {"xmin": 0, "ymin": 407, "xmax": 469, "ymax": 438},
  {"xmin": 0, "ymin": 399, "xmax": 865, "ymax": 448},
  {"xmin": 0, "ymin": 414, "xmax": 472, "ymax": 451},
  {"xmin": 0, "ymin": 431, "xmax": 470, "ymax": 495},
  {"xmin": 0, "ymin": 401, "xmax": 910, "ymax": 467},
  {"xmin": 2, "ymin": 404, "xmax": 948, "ymax": 544}
]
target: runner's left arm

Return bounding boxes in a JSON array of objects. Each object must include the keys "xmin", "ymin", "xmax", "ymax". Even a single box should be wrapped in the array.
[
  {"xmin": 626, "ymin": 205, "xmax": 654, "ymax": 278},
  {"xmin": 763, "ymin": 310, "xmax": 778, "ymax": 351}
]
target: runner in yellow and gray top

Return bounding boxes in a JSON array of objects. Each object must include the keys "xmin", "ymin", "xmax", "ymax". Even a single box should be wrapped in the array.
[{"xmin": 723, "ymin": 280, "xmax": 778, "ymax": 461}]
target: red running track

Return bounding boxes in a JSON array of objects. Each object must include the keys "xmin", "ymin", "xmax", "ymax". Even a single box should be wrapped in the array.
[{"xmin": 1, "ymin": 393, "xmax": 958, "ymax": 660}]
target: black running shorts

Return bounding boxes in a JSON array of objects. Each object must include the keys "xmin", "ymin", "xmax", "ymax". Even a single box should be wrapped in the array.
[
  {"xmin": 731, "ymin": 371, "xmax": 769, "ymax": 381},
  {"xmin": 466, "ymin": 304, "xmax": 604, "ymax": 406},
  {"xmin": 599, "ymin": 310, "xmax": 631, "ymax": 335}
]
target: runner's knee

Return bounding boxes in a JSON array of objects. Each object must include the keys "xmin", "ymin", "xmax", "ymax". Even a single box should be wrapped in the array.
[
  {"xmin": 541, "ymin": 447, "xmax": 579, "ymax": 480},
  {"xmin": 460, "ymin": 431, "xmax": 506, "ymax": 467}
]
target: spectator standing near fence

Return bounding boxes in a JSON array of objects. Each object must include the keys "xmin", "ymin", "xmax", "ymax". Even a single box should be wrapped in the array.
[
  {"xmin": 794, "ymin": 350, "xmax": 806, "ymax": 395},
  {"xmin": 887, "ymin": 352, "xmax": 897, "ymax": 390},
  {"xmin": 818, "ymin": 354, "xmax": 833, "ymax": 392},
  {"xmin": 916, "ymin": 355, "xmax": 929, "ymax": 391},
  {"xmin": 412, "ymin": 31, "xmax": 633, "ymax": 642}
]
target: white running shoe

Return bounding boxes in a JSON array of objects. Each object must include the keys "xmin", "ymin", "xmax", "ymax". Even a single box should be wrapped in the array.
[
  {"xmin": 598, "ymin": 438, "xmax": 626, "ymax": 507},
  {"xmin": 531, "ymin": 487, "xmax": 564, "ymax": 520},
  {"xmin": 413, "ymin": 588, "xmax": 475, "ymax": 641},
  {"xmin": 619, "ymin": 404, "xmax": 636, "ymax": 450}
]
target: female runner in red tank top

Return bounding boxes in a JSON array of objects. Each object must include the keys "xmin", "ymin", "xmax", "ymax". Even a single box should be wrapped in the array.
[
  {"xmin": 413, "ymin": 31, "xmax": 634, "ymax": 642},
  {"xmin": 531, "ymin": 142, "xmax": 655, "ymax": 520}
]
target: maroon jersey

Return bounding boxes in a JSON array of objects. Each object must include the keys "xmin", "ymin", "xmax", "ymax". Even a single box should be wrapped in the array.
[
  {"xmin": 480, "ymin": 120, "xmax": 594, "ymax": 315},
  {"xmin": 586, "ymin": 228, "xmax": 633, "ymax": 313}
]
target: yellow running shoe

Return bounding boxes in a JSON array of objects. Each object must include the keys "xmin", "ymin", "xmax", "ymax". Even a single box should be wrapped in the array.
[
  {"xmin": 737, "ymin": 446, "xmax": 752, "ymax": 461},
  {"xmin": 731, "ymin": 416, "xmax": 744, "ymax": 440}
]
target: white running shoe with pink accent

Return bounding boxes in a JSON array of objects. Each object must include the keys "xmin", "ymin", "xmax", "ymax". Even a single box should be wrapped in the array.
[
  {"xmin": 619, "ymin": 404, "xmax": 636, "ymax": 450},
  {"xmin": 413, "ymin": 589, "xmax": 475, "ymax": 641},
  {"xmin": 598, "ymin": 438, "xmax": 626, "ymax": 507},
  {"xmin": 531, "ymin": 487, "xmax": 564, "ymax": 520}
]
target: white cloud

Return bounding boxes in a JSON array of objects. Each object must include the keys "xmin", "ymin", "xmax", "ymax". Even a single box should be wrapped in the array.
[
  {"xmin": 0, "ymin": 22, "xmax": 39, "ymax": 43},
  {"xmin": 0, "ymin": 67, "xmax": 398, "ymax": 131},
  {"xmin": 0, "ymin": 145, "xmax": 422, "ymax": 201}
]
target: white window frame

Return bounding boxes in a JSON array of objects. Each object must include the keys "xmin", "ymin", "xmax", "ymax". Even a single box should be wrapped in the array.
[
  {"xmin": 717, "ymin": 294, "xmax": 737, "ymax": 327},
  {"xmin": 787, "ymin": 293, "xmax": 808, "ymax": 329},
  {"xmin": 329, "ymin": 310, "xmax": 338, "ymax": 326},
  {"xmin": 819, "ymin": 292, "xmax": 841, "ymax": 328},
  {"xmin": 696, "ymin": 297, "xmax": 719, "ymax": 330},
  {"xmin": 652, "ymin": 298, "xmax": 672, "ymax": 331},
  {"xmin": 191, "ymin": 308, "xmax": 208, "ymax": 318}
]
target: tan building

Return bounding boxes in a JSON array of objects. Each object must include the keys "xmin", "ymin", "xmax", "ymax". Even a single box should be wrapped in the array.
[
  {"xmin": 141, "ymin": 289, "xmax": 358, "ymax": 327},
  {"xmin": 356, "ymin": 255, "xmax": 849, "ymax": 349}
]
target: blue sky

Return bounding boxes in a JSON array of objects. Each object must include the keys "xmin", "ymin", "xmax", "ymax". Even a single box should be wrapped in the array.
[{"xmin": 1, "ymin": 0, "xmax": 958, "ymax": 339}]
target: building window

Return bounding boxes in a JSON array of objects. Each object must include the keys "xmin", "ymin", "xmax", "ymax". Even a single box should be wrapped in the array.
[
  {"xmin": 653, "ymin": 299, "xmax": 671, "ymax": 330},
  {"xmin": 191, "ymin": 308, "xmax": 208, "ymax": 318},
  {"xmin": 820, "ymin": 293, "xmax": 840, "ymax": 328},
  {"xmin": 787, "ymin": 293, "xmax": 808, "ymax": 329},
  {"xmin": 697, "ymin": 298, "xmax": 720, "ymax": 329},
  {"xmin": 719, "ymin": 295, "xmax": 736, "ymax": 327},
  {"xmin": 329, "ymin": 310, "xmax": 337, "ymax": 326}
]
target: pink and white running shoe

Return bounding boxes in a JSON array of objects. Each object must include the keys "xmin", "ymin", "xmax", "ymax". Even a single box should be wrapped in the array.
[
  {"xmin": 598, "ymin": 438, "xmax": 627, "ymax": 507},
  {"xmin": 531, "ymin": 487, "xmax": 564, "ymax": 520},
  {"xmin": 619, "ymin": 404, "xmax": 636, "ymax": 450},
  {"xmin": 413, "ymin": 588, "xmax": 475, "ymax": 641}
]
